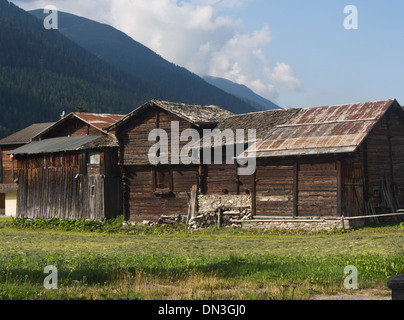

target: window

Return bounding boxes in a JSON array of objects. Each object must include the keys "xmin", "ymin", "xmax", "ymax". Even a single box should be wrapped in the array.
[
  {"xmin": 153, "ymin": 166, "xmax": 173, "ymax": 194},
  {"xmin": 87, "ymin": 151, "xmax": 100, "ymax": 165}
]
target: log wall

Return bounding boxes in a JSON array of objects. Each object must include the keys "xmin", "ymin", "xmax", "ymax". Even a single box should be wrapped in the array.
[
  {"xmin": 1, "ymin": 145, "xmax": 18, "ymax": 184},
  {"xmin": 124, "ymin": 165, "xmax": 198, "ymax": 222},
  {"xmin": 40, "ymin": 117, "xmax": 102, "ymax": 139},
  {"xmin": 297, "ymin": 160, "xmax": 338, "ymax": 217},
  {"xmin": 255, "ymin": 160, "xmax": 295, "ymax": 217}
]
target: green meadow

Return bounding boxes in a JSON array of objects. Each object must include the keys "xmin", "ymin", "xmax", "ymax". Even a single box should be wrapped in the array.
[{"xmin": 0, "ymin": 217, "xmax": 403, "ymax": 300}]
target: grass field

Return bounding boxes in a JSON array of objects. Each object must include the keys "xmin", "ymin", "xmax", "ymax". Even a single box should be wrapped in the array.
[{"xmin": 0, "ymin": 217, "xmax": 403, "ymax": 300}]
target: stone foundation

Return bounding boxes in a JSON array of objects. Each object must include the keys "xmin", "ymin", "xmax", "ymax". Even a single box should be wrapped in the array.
[
  {"xmin": 189, "ymin": 194, "xmax": 252, "ymax": 229},
  {"xmin": 187, "ymin": 194, "xmax": 404, "ymax": 231},
  {"xmin": 236, "ymin": 213, "xmax": 404, "ymax": 232}
]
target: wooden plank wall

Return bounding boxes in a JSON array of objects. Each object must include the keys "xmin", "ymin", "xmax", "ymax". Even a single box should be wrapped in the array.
[
  {"xmin": 340, "ymin": 150, "xmax": 365, "ymax": 217},
  {"xmin": 118, "ymin": 107, "xmax": 200, "ymax": 166},
  {"xmin": 124, "ymin": 165, "xmax": 198, "ymax": 222},
  {"xmin": 364, "ymin": 109, "xmax": 404, "ymax": 210},
  {"xmin": 255, "ymin": 161, "xmax": 295, "ymax": 217},
  {"xmin": 297, "ymin": 160, "xmax": 338, "ymax": 217},
  {"xmin": 0, "ymin": 193, "xmax": 5, "ymax": 210},
  {"xmin": 17, "ymin": 167, "xmax": 107, "ymax": 220},
  {"xmin": 1, "ymin": 145, "xmax": 18, "ymax": 184},
  {"xmin": 204, "ymin": 164, "xmax": 238, "ymax": 195},
  {"xmin": 387, "ymin": 111, "xmax": 404, "ymax": 208},
  {"xmin": 41, "ymin": 117, "xmax": 101, "ymax": 139}
]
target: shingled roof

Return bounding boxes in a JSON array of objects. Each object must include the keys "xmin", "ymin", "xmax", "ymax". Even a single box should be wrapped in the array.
[
  {"xmin": 242, "ymin": 99, "xmax": 401, "ymax": 158},
  {"xmin": 106, "ymin": 99, "xmax": 234, "ymax": 131},
  {"xmin": 196, "ymin": 108, "xmax": 301, "ymax": 148},
  {"xmin": 0, "ymin": 123, "xmax": 54, "ymax": 146}
]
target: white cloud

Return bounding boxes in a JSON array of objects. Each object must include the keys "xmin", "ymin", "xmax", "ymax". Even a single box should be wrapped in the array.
[
  {"xmin": 14, "ymin": 0, "xmax": 302, "ymax": 101},
  {"xmin": 268, "ymin": 62, "xmax": 302, "ymax": 91}
]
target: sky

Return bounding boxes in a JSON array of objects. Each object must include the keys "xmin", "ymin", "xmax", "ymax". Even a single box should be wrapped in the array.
[{"xmin": 11, "ymin": 0, "xmax": 404, "ymax": 109}]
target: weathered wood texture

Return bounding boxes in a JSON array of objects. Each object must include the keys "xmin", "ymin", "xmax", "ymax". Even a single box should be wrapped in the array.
[
  {"xmin": 1, "ymin": 145, "xmax": 18, "ymax": 184},
  {"xmin": 117, "ymin": 107, "xmax": 199, "ymax": 166},
  {"xmin": 40, "ymin": 117, "xmax": 102, "ymax": 139},
  {"xmin": 297, "ymin": 160, "xmax": 338, "ymax": 217},
  {"xmin": 123, "ymin": 165, "xmax": 198, "ymax": 222},
  {"xmin": 204, "ymin": 164, "xmax": 238, "ymax": 195},
  {"xmin": 15, "ymin": 148, "xmax": 122, "ymax": 220},
  {"xmin": 362, "ymin": 109, "xmax": 404, "ymax": 211},
  {"xmin": 17, "ymin": 167, "xmax": 121, "ymax": 220},
  {"xmin": 250, "ymin": 158, "xmax": 340, "ymax": 217},
  {"xmin": 0, "ymin": 193, "xmax": 5, "ymax": 210},
  {"xmin": 255, "ymin": 161, "xmax": 295, "ymax": 217}
]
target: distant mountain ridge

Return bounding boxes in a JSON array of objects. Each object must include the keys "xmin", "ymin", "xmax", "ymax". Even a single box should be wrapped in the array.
[
  {"xmin": 29, "ymin": 9, "xmax": 261, "ymax": 115},
  {"xmin": 203, "ymin": 76, "xmax": 281, "ymax": 110},
  {"xmin": 0, "ymin": 0, "xmax": 173, "ymax": 137}
]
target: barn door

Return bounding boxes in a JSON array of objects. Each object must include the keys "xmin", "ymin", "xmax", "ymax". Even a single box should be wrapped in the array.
[
  {"xmin": 255, "ymin": 165, "xmax": 295, "ymax": 217},
  {"xmin": 342, "ymin": 162, "xmax": 365, "ymax": 217}
]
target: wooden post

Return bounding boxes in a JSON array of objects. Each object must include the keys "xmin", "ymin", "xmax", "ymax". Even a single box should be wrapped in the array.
[
  {"xmin": 187, "ymin": 185, "xmax": 197, "ymax": 226},
  {"xmin": 337, "ymin": 160, "xmax": 343, "ymax": 217},
  {"xmin": 293, "ymin": 160, "xmax": 298, "ymax": 218},
  {"xmin": 217, "ymin": 208, "xmax": 222, "ymax": 229},
  {"xmin": 251, "ymin": 169, "xmax": 256, "ymax": 216},
  {"xmin": 362, "ymin": 142, "xmax": 369, "ymax": 212}
]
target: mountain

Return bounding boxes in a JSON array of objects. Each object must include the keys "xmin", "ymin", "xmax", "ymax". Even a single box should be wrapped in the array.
[
  {"xmin": 0, "ymin": 0, "xmax": 173, "ymax": 138},
  {"xmin": 29, "ymin": 9, "xmax": 261, "ymax": 115},
  {"xmin": 203, "ymin": 76, "xmax": 281, "ymax": 111}
]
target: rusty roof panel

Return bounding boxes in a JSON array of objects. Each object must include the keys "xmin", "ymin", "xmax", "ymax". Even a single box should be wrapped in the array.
[
  {"xmin": 246, "ymin": 99, "xmax": 396, "ymax": 158},
  {"xmin": 74, "ymin": 113, "xmax": 125, "ymax": 131},
  {"xmin": 286, "ymin": 99, "xmax": 393, "ymax": 125}
]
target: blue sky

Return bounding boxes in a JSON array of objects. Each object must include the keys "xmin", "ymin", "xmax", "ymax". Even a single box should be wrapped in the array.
[
  {"xmin": 13, "ymin": 0, "xmax": 404, "ymax": 109},
  {"xmin": 226, "ymin": 0, "xmax": 404, "ymax": 107}
]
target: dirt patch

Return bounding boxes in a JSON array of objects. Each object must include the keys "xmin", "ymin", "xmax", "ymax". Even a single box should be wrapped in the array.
[{"xmin": 312, "ymin": 289, "xmax": 391, "ymax": 300}]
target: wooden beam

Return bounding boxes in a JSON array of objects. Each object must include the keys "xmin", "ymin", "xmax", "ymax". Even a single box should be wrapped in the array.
[
  {"xmin": 337, "ymin": 160, "xmax": 343, "ymax": 217},
  {"xmin": 293, "ymin": 160, "xmax": 298, "ymax": 218},
  {"xmin": 251, "ymin": 169, "xmax": 256, "ymax": 216}
]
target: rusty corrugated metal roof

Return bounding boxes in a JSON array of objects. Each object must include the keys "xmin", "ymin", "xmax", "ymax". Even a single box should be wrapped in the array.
[
  {"xmin": 243, "ymin": 99, "xmax": 398, "ymax": 158},
  {"xmin": 74, "ymin": 113, "xmax": 125, "ymax": 132},
  {"xmin": 32, "ymin": 113, "xmax": 125, "ymax": 140}
]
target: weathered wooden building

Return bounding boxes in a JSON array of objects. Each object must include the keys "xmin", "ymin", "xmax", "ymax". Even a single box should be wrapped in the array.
[
  {"xmin": 247, "ymin": 99, "xmax": 404, "ymax": 218},
  {"xmin": 206, "ymin": 99, "xmax": 404, "ymax": 230},
  {"xmin": 6, "ymin": 98, "xmax": 404, "ymax": 230},
  {"xmin": 105, "ymin": 99, "xmax": 233, "ymax": 223},
  {"xmin": 10, "ymin": 112, "xmax": 124, "ymax": 220},
  {"xmin": 0, "ymin": 123, "xmax": 53, "ymax": 216}
]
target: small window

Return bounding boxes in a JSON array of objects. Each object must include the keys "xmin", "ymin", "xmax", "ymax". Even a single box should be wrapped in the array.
[
  {"xmin": 153, "ymin": 166, "xmax": 173, "ymax": 193},
  {"xmin": 87, "ymin": 151, "xmax": 100, "ymax": 165}
]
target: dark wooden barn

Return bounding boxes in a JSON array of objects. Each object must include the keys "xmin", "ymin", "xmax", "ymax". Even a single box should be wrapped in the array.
[
  {"xmin": 10, "ymin": 113, "xmax": 124, "ymax": 220},
  {"xmin": 106, "ymin": 99, "xmax": 233, "ymax": 223},
  {"xmin": 245, "ymin": 99, "xmax": 404, "ymax": 219},
  {"xmin": 183, "ymin": 99, "xmax": 404, "ymax": 229},
  {"xmin": 6, "ymin": 98, "xmax": 404, "ymax": 230}
]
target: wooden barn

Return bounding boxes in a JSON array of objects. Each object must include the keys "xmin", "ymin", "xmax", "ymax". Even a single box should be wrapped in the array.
[
  {"xmin": 225, "ymin": 99, "xmax": 404, "ymax": 229},
  {"xmin": 0, "ymin": 123, "xmax": 53, "ymax": 216},
  {"xmin": 105, "ymin": 99, "xmax": 234, "ymax": 223},
  {"xmin": 9, "ymin": 112, "xmax": 124, "ymax": 220},
  {"xmin": 181, "ymin": 99, "xmax": 404, "ymax": 229},
  {"xmin": 246, "ymin": 99, "xmax": 404, "ymax": 217}
]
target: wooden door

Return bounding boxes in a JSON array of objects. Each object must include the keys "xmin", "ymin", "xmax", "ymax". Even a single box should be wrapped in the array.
[{"xmin": 255, "ymin": 165, "xmax": 295, "ymax": 217}]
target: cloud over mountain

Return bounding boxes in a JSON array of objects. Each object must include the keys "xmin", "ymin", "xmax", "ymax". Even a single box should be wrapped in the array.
[{"xmin": 14, "ymin": 0, "xmax": 302, "ymax": 101}]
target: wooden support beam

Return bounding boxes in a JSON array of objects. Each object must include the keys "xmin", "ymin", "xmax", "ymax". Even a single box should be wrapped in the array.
[
  {"xmin": 337, "ymin": 160, "xmax": 343, "ymax": 217},
  {"xmin": 293, "ymin": 161, "xmax": 298, "ymax": 218}
]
